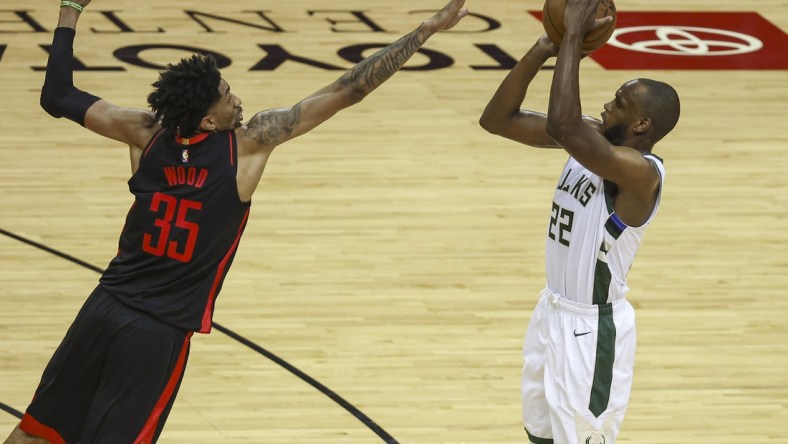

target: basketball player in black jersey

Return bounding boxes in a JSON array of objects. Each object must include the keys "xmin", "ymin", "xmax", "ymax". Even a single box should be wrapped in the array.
[{"xmin": 4, "ymin": 0, "xmax": 468, "ymax": 442}]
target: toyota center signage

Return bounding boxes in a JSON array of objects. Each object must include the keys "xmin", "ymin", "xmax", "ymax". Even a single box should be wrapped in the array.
[
  {"xmin": 1, "ymin": 9, "xmax": 785, "ymax": 71},
  {"xmin": 528, "ymin": 11, "xmax": 788, "ymax": 70}
]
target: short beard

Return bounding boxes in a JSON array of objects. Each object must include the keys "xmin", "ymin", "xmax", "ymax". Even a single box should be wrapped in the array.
[{"xmin": 603, "ymin": 123, "xmax": 627, "ymax": 145}]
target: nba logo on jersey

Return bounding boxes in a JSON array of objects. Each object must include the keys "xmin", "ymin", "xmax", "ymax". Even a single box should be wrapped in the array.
[{"xmin": 181, "ymin": 149, "xmax": 189, "ymax": 164}]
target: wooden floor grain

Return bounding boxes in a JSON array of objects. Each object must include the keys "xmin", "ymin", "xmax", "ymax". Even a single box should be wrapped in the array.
[{"xmin": 1, "ymin": 0, "xmax": 787, "ymax": 442}]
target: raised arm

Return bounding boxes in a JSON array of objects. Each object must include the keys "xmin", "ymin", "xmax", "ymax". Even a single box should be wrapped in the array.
[
  {"xmin": 479, "ymin": 35, "xmax": 560, "ymax": 148},
  {"xmin": 41, "ymin": 0, "xmax": 159, "ymax": 173},
  {"xmin": 545, "ymin": 0, "xmax": 659, "ymax": 223},
  {"xmin": 232, "ymin": 0, "xmax": 468, "ymax": 202},
  {"xmin": 237, "ymin": 0, "xmax": 468, "ymax": 151},
  {"xmin": 479, "ymin": 34, "xmax": 602, "ymax": 148}
]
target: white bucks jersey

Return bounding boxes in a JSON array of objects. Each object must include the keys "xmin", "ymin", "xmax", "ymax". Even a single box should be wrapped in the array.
[{"xmin": 545, "ymin": 155, "xmax": 665, "ymax": 304}]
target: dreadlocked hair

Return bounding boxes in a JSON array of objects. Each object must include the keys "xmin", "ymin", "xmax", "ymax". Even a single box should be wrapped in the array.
[{"xmin": 147, "ymin": 54, "xmax": 221, "ymax": 137}]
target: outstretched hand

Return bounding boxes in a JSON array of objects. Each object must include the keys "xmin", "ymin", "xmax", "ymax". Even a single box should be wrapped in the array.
[
  {"xmin": 423, "ymin": 0, "xmax": 469, "ymax": 33},
  {"xmin": 564, "ymin": 0, "xmax": 613, "ymax": 37}
]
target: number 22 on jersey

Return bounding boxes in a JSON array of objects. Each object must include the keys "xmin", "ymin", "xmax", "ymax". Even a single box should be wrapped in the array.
[{"xmin": 549, "ymin": 202, "xmax": 574, "ymax": 247}]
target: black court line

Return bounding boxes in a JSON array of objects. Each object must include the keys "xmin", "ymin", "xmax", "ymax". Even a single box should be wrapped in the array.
[
  {"xmin": 0, "ymin": 402, "xmax": 22, "ymax": 419},
  {"xmin": 0, "ymin": 227, "xmax": 398, "ymax": 443},
  {"xmin": 0, "ymin": 228, "xmax": 105, "ymax": 274}
]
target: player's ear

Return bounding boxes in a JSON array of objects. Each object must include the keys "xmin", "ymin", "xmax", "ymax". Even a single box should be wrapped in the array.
[
  {"xmin": 633, "ymin": 117, "xmax": 652, "ymax": 135},
  {"xmin": 199, "ymin": 115, "xmax": 217, "ymax": 132}
]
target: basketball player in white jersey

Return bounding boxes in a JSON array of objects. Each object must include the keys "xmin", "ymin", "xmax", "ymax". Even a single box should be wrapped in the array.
[{"xmin": 479, "ymin": 0, "xmax": 680, "ymax": 442}]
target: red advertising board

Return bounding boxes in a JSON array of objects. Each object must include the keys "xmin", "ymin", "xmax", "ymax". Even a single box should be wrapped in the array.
[{"xmin": 528, "ymin": 11, "xmax": 788, "ymax": 70}]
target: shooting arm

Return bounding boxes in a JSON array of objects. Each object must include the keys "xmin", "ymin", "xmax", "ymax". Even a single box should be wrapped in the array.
[
  {"xmin": 479, "ymin": 35, "xmax": 561, "ymax": 148},
  {"xmin": 546, "ymin": 13, "xmax": 659, "ymax": 226}
]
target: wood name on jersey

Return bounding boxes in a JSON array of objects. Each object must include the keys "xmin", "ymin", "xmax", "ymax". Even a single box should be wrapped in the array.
[
  {"xmin": 163, "ymin": 166, "xmax": 209, "ymax": 189},
  {"xmin": 556, "ymin": 168, "xmax": 598, "ymax": 207}
]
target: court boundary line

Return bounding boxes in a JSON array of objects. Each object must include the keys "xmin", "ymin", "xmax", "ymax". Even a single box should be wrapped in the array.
[{"xmin": 0, "ymin": 402, "xmax": 22, "ymax": 419}]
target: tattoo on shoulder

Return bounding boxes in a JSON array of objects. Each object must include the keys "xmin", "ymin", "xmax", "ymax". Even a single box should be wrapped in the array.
[{"xmin": 247, "ymin": 105, "xmax": 302, "ymax": 146}]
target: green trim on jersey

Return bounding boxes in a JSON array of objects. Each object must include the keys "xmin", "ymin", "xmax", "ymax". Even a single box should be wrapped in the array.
[
  {"xmin": 592, "ymin": 258, "xmax": 612, "ymax": 305},
  {"xmin": 525, "ymin": 428, "xmax": 554, "ymax": 444},
  {"xmin": 589, "ymin": 303, "xmax": 616, "ymax": 417}
]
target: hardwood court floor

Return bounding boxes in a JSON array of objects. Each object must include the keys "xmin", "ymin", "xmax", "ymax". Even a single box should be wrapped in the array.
[{"xmin": 1, "ymin": 0, "xmax": 787, "ymax": 442}]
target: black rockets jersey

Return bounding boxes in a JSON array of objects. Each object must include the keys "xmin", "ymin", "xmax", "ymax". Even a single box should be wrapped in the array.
[{"xmin": 100, "ymin": 127, "xmax": 251, "ymax": 333}]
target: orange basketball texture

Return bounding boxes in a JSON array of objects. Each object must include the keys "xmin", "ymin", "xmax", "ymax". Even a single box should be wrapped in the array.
[{"xmin": 542, "ymin": 0, "xmax": 617, "ymax": 52}]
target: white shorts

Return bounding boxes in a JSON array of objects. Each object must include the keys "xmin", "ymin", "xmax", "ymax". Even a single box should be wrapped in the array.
[{"xmin": 522, "ymin": 288, "xmax": 636, "ymax": 444}]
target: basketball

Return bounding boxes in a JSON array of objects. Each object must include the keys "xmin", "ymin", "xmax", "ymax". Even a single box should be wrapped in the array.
[{"xmin": 542, "ymin": 0, "xmax": 617, "ymax": 53}]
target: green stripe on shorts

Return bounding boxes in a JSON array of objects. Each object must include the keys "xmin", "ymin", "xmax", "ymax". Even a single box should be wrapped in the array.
[{"xmin": 589, "ymin": 303, "xmax": 616, "ymax": 417}]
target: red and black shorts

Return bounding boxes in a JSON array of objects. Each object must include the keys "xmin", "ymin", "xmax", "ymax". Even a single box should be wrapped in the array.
[{"xmin": 20, "ymin": 285, "xmax": 193, "ymax": 444}]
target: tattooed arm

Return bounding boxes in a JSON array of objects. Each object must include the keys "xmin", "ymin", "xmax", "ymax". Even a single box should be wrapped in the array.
[
  {"xmin": 234, "ymin": 0, "xmax": 467, "ymax": 201},
  {"xmin": 242, "ymin": 0, "xmax": 466, "ymax": 148}
]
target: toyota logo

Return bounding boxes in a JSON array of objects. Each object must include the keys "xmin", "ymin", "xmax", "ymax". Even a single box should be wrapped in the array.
[{"xmin": 607, "ymin": 26, "xmax": 763, "ymax": 56}]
